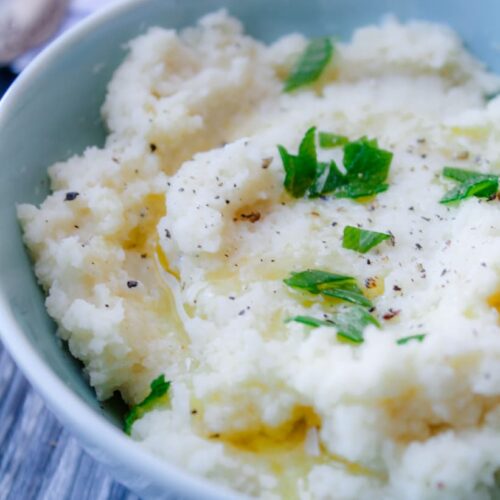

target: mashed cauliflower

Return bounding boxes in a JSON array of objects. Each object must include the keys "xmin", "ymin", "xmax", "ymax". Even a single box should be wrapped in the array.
[{"xmin": 18, "ymin": 11, "xmax": 500, "ymax": 499}]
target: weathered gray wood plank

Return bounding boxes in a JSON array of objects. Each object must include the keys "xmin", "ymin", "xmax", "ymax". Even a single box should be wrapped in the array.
[{"xmin": 0, "ymin": 342, "xmax": 139, "ymax": 500}]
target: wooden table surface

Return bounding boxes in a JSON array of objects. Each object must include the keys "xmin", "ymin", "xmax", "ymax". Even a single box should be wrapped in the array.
[{"xmin": 0, "ymin": 342, "xmax": 139, "ymax": 500}]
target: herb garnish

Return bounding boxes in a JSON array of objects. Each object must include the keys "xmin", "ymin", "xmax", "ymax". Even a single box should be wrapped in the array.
[
  {"xmin": 342, "ymin": 226, "xmax": 391, "ymax": 254},
  {"xmin": 335, "ymin": 138, "xmax": 392, "ymax": 198},
  {"xmin": 284, "ymin": 269, "xmax": 372, "ymax": 308},
  {"xmin": 284, "ymin": 38, "xmax": 333, "ymax": 92},
  {"xmin": 319, "ymin": 132, "xmax": 349, "ymax": 148},
  {"xmin": 484, "ymin": 90, "xmax": 500, "ymax": 103},
  {"xmin": 278, "ymin": 130, "xmax": 392, "ymax": 199},
  {"xmin": 287, "ymin": 316, "xmax": 335, "ymax": 328},
  {"xmin": 124, "ymin": 374, "xmax": 170, "ymax": 435},
  {"xmin": 440, "ymin": 167, "xmax": 498, "ymax": 204},
  {"xmin": 309, "ymin": 159, "xmax": 345, "ymax": 198},
  {"xmin": 278, "ymin": 127, "xmax": 317, "ymax": 198},
  {"xmin": 396, "ymin": 334, "xmax": 426, "ymax": 345},
  {"xmin": 287, "ymin": 305, "xmax": 379, "ymax": 344}
]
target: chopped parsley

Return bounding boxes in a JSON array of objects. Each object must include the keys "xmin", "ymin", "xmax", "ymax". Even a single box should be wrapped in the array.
[
  {"xmin": 287, "ymin": 315, "xmax": 335, "ymax": 328},
  {"xmin": 284, "ymin": 38, "xmax": 333, "ymax": 92},
  {"xmin": 124, "ymin": 374, "xmax": 170, "ymax": 435},
  {"xmin": 484, "ymin": 90, "xmax": 500, "ymax": 102},
  {"xmin": 284, "ymin": 269, "xmax": 372, "ymax": 308},
  {"xmin": 319, "ymin": 132, "xmax": 349, "ymax": 148},
  {"xmin": 440, "ymin": 167, "xmax": 498, "ymax": 204},
  {"xmin": 332, "ymin": 306, "xmax": 380, "ymax": 343},
  {"xmin": 335, "ymin": 138, "xmax": 392, "ymax": 198},
  {"xmin": 278, "ymin": 127, "xmax": 317, "ymax": 198},
  {"xmin": 396, "ymin": 334, "xmax": 426, "ymax": 345},
  {"xmin": 287, "ymin": 306, "xmax": 379, "ymax": 344},
  {"xmin": 309, "ymin": 160, "xmax": 345, "ymax": 197},
  {"xmin": 278, "ymin": 130, "xmax": 392, "ymax": 199},
  {"xmin": 342, "ymin": 226, "xmax": 391, "ymax": 254}
]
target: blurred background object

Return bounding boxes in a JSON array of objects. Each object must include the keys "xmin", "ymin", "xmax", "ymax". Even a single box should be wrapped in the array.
[
  {"xmin": 0, "ymin": 0, "xmax": 119, "ymax": 93},
  {"xmin": 0, "ymin": 0, "xmax": 118, "ymax": 73},
  {"xmin": 0, "ymin": 0, "xmax": 69, "ymax": 64}
]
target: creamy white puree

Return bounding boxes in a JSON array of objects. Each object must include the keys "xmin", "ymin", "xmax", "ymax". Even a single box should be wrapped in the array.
[{"xmin": 18, "ymin": 11, "xmax": 500, "ymax": 499}]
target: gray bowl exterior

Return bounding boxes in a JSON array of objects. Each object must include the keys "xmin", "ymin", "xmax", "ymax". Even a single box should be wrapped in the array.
[{"xmin": 1, "ymin": 0, "xmax": 500, "ymax": 498}]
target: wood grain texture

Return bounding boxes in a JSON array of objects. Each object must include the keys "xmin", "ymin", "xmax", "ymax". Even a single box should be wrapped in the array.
[{"xmin": 0, "ymin": 342, "xmax": 139, "ymax": 500}]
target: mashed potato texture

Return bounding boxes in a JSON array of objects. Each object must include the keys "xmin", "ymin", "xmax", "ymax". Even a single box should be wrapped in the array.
[{"xmin": 18, "ymin": 11, "xmax": 500, "ymax": 499}]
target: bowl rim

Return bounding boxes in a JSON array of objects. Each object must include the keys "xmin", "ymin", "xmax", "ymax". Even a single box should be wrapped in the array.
[{"xmin": 0, "ymin": 1, "xmax": 241, "ymax": 498}]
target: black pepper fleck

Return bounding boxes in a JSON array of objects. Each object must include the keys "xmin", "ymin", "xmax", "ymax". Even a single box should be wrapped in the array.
[
  {"xmin": 65, "ymin": 192, "xmax": 79, "ymax": 201},
  {"xmin": 261, "ymin": 157, "xmax": 273, "ymax": 169},
  {"xmin": 127, "ymin": 280, "xmax": 138, "ymax": 288},
  {"xmin": 383, "ymin": 309, "xmax": 400, "ymax": 320},
  {"xmin": 239, "ymin": 212, "xmax": 261, "ymax": 223}
]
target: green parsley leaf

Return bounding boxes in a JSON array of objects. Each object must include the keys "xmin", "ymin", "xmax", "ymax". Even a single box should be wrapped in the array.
[
  {"xmin": 321, "ymin": 284, "xmax": 372, "ymax": 308},
  {"xmin": 278, "ymin": 131, "xmax": 392, "ymax": 200},
  {"xmin": 440, "ymin": 180, "xmax": 497, "ymax": 204},
  {"xmin": 396, "ymin": 334, "xmax": 426, "ymax": 345},
  {"xmin": 443, "ymin": 167, "xmax": 495, "ymax": 183},
  {"xmin": 335, "ymin": 138, "xmax": 393, "ymax": 199},
  {"xmin": 334, "ymin": 306, "xmax": 380, "ymax": 343},
  {"xmin": 319, "ymin": 132, "xmax": 349, "ymax": 148},
  {"xmin": 484, "ymin": 90, "xmax": 500, "ymax": 102},
  {"xmin": 284, "ymin": 38, "xmax": 333, "ymax": 92},
  {"xmin": 287, "ymin": 306, "xmax": 379, "ymax": 344},
  {"xmin": 308, "ymin": 161, "xmax": 328, "ymax": 197},
  {"xmin": 309, "ymin": 160, "xmax": 346, "ymax": 197},
  {"xmin": 286, "ymin": 315, "xmax": 335, "ymax": 328},
  {"xmin": 124, "ymin": 374, "xmax": 170, "ymax": 435},
  {"xmin": 440, "ymin": 167, "xmax": 498, "ymax": 204},
  {"xmin": 342, "ymin": 226, "xmax": 391, "ymax": 254},
  {"xmin": 278, "ymin": 127, "xmax": 317, "ymax": 198},
  {"xmin": 284, "ymin": 269, "xmax": 372, "ymax": 308},
  {"xmin": 320, "ymin": 161, "xmax": 346, "ymax": 194},
  {"xmin": 284, "ymin": 269, "xmax": 357, "ymax": 293}
]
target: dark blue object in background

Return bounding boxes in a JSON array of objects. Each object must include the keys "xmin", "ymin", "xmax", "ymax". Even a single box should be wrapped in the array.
[{"xmin": 0, "ymin": 67, "xmax": 16, "ymax": 96}]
